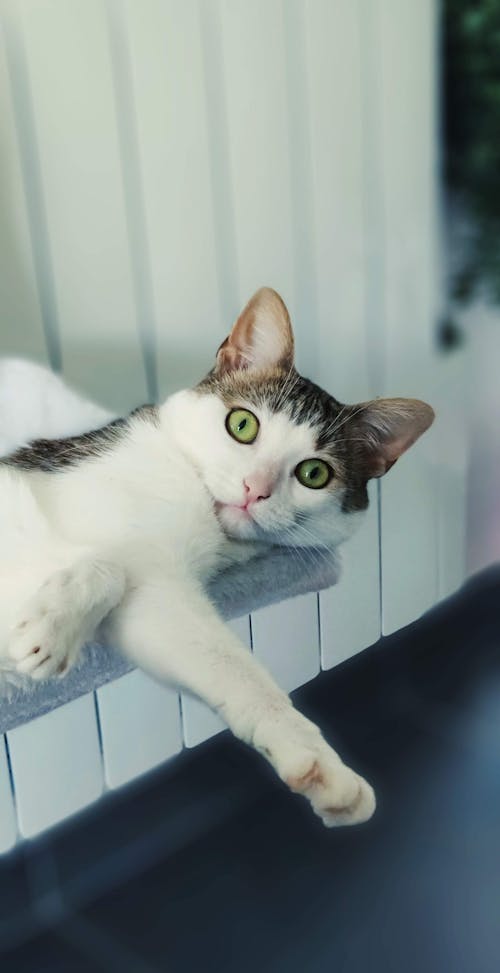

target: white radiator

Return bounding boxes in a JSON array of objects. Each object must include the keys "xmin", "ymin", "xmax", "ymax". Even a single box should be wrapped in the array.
[{"xmin": 0, "ymin": 0, "xmax": 466, "ymax": 851}]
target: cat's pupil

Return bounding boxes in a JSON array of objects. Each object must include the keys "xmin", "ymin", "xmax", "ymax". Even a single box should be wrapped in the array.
[
  {"xmin": 238, "ymin": 419, "xmax": 247, "ymax": 431},
  {"xmin": 310, "ymin": 466, "xmax": 319, "ymax": 479}
]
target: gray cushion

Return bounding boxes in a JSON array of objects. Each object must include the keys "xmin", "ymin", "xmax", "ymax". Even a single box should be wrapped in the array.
[{"xmin": 0, "ymin": 546, "xmax": 340, "ymax": 733}]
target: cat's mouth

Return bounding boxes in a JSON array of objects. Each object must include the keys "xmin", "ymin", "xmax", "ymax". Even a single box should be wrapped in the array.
[
  {"xmin": 214, "ymin": 500, "xmax": 253, "ymax": 522},
  {"xmin": 213, "ymin": 500, "xmax": 260, "ymax": 538}
]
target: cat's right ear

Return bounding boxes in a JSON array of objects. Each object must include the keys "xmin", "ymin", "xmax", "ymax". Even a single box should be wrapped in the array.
[
  {"xmin": 215, "ymin": 288, "xmax": 295, "ymax": 374},
  {"xmin": 353, "ymin": 397, "xmax": 435, "ymax": 477}
]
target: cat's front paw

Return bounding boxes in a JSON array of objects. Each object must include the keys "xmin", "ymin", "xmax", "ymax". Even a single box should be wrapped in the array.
[
  {"xmin": 8, "ymin": 584, "xmax": 85, "ymax": 680},
  {"xmin": 286, "ymin": 753, "xmax": 376, "ymax": 827},
  {"xmin": 254, "ymin": 712, "xmax": 376, "ymax": 827},
  {"xmin": 8, "ymin": 615, "xmax": 81, "ymax": 680}
]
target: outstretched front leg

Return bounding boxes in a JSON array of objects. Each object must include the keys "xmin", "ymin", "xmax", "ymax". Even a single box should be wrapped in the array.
[
  {"xmin": 8, "ymin": 558, "xmax": 125, "ymax": 679},
  {"xmin": 105, "ymin": 575, "xmax": 375, "ymax": 828}
]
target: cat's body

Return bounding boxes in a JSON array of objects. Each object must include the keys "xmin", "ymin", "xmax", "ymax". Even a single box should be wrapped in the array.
[
  {"xmin": 0, "ymin": 397, "xmax": 259, "ymax": 657},
  {"xmin": 0, "ymin": 289, "xmax": 434, "ymax": 827}
]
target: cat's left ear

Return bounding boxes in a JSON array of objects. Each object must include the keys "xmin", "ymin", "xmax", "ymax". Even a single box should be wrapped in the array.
[
  {"xmin": 215, "ymin": 287, "xmax": 295, "ymax": 374},
  {"xmin": 353, "ymin": 398, "xmax": 435, "ymax": 477}
]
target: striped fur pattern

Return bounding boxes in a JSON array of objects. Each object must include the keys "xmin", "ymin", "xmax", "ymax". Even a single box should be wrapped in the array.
[{"xmin": 2, "ymin": 406, "xmax": 158, "ymax": 473}]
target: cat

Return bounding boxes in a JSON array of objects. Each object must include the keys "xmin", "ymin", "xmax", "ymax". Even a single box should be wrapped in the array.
[{"xmin": 0, "ymin": 288, "xmax": 434, "ymax": 827}]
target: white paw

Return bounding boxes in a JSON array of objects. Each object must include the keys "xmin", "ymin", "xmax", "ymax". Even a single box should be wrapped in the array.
[
  {"xmin": 254, "ymin": 712, "xmax": 376, "ymax": 827},
  {"xmin": 285, "ymin": 752, "xmax": 376, "ymax": 827},
  {"xmin": 8, "ymin": 581, "xmax": 86, "ymax": 681}
]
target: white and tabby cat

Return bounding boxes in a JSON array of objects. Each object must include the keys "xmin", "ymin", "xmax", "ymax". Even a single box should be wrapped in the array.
[{"xmin": 0, "ymin": 288, "xmax": 433, "ymax": 827}]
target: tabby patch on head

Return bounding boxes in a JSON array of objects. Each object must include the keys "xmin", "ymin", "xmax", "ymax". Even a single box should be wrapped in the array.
[{"xmin": 191, "ymin": 287, "xmax": 434, "ymax": 548}]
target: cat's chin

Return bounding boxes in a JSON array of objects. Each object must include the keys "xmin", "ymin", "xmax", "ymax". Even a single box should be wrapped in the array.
[{"xmin": 214, "ymin": 501, "xmax": 261, "ymax": 541}]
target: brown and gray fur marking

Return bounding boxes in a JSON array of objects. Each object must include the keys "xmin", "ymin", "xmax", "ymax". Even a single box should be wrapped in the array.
[{"xmin": 2, "ymin": 404, "xmax": 159, "ymax": 474}]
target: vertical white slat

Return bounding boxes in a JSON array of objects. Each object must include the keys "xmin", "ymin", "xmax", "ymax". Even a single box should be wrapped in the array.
[
  {"xmin": 320, "ymin": 481, "xmax": 380, "ymax": 669},
  {"xmin": 251, "ymin": 593, "xmax": 320, "ymax": 693},
  {"xmin": 281, "ymin": 0, "xmax": 318, "ymax": 382},
  {"xmin": 381, "ymin": 443, "xmax": 438, "ymax": 636},
  {"xmin": 305, "ymin": 0, "xmax": 381, "ymax": 664},
  {"xmin": 17, "ymin": 0, "xmax": 148, "ymax": 412},
  {"xmin": 369, "ymin": 0, "xmax": 440, "ymax": 634},
  {"xmin": 217, "ymin": 0, "xmax": 295, "ymax": 319},
  {"xmin": 459, "ymin": 303, "xmax": 498, "ymax": 578},
  {"xmin": 305, "ymin": 0, "xmax": 374, "ymax": 404},
  {"xmin": 181, "ymin": 615, "xmax": 251, "ymax": 748},
  {"xmin": 104, "ymin": 0, "xmax": 158, "ymax": 402},
  {"xmin": 121, "ymin": 0, "xmax": 223, "ymax": 398},
  {"xmin": 436, "ymin": 345, "xmax": 467, "ymax": 599},
  {"xmin": 0, "ymin": 737, "xmax": 17, "ymax": 854},
  {"xmin": 7, "ymin": 695, "xmax": 103, "ymax": 839},
  {"xmin": 439, "ymin": 463, "xmax": 467, "ymax": 599},
  {"xmin": 0, "ymin": 22, "xmax": 48, "ymax": 363},
  {"xmin": 97, "ymin": 669, "xmax": 182, "ymax": 790}
]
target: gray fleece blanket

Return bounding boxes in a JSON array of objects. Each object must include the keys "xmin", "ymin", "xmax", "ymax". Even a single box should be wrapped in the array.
[{"xmin": 0, "ymin": 546, "xmax": 340, "ymax": 734}]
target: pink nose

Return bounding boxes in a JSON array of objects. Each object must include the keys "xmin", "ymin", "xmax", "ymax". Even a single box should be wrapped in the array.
[{"xmin": 243, "ymin": 472, "xmax": 274, "ymax": 505}]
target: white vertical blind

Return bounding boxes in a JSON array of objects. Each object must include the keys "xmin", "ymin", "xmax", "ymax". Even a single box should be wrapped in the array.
[
  {"xmin": 121, "ymin": 0, "xmax": 224, "ymax": 398},
  {"xmin": 97, "ymin": 669, "xmax": 183, "ymax": 789},
  {"xmin": 12, "ymin": 0, "xmax": 149, "ymax": 411},
  {"xmin": 0, "ymin": 19, "xmax": 48, "ymax": 363},
  {"xmin": 364, "ymin": 0, "xmax": 441, "ymax": 633},
  {"xmin": 7, "ymin": 695, "xmax": 103, "ymax": 838},
  {"xmin": 0, "ymin": 737, "xmax": 17, "ymax": 853},
  {"xmin": 252, "ymin": 593, "xmax": 320, "ymax": 693},
  {"xmin": 217, "ymin": 0, "xmax": 303, "ymax": 363},
  {"xmin": 321, "ymin": 482, "xmax": 381, "ymax": 669}
]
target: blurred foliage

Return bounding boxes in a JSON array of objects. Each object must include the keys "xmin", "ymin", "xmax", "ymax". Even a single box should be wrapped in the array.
[{"xmin": 444, "ymin": 0, "xmax": 500, "ymax": 301}]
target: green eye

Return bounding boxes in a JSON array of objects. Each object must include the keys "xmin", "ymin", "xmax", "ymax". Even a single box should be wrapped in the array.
[
  {"xmin": 295, "ymin": 458, "xmax": 332, "ymax": 489},
  {"xmin": 226, "ymin": 408, "xmax": 260, "ymax": 444}
]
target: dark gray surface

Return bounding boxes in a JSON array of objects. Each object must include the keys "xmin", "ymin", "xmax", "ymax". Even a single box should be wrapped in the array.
[
  {"xmin": 1, "ymin": 565, "xmax": 499, "ymax": 972},
  {"xmin": 0, "ymin": 546, "xmax": 340, "ymax": 733}
]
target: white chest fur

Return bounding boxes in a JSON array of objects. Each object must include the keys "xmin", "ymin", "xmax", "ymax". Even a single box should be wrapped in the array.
[{"xmin": 0, "ymin": 413, "xmax": 236, "ymax": 658}]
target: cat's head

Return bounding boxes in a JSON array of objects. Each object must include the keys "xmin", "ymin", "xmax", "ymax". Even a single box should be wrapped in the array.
[{"xmin": 176, "ymin": 288, "xmax": 434, "ymax": 549}]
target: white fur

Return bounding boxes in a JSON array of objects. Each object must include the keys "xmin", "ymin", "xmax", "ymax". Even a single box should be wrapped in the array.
[
  {"xmin": 0, "ymin": 357, "xmax": 375, "ymax": 827},
  {"xmin": 0, "ymin": 358, "xmax": 114, "ymax": 455}
]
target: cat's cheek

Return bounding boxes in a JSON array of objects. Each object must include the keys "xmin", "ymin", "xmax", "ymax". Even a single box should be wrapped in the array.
[
  {"xmin": 298, "ymin": 483, "xmax": 342, "ymax": 511},
  {"xmin": 202, "ymin": 471, "xmax": 244, "ymax": 508}
]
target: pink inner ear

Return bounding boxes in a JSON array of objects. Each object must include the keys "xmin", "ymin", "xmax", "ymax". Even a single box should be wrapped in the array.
[
  {"xmin": 371, "ymin": 430, "xmax": 424, "ymax": 477},
  {"xmin": 381, "ymin": 433, "xmax": 416, "ymax": 470},
  {"xmin": 361, "ymin": 398, "xmax": 435, "ymax": 478},
  {"xmin": 217, "ymin": 338, "xmax": 251, "ymax": 371},
  {"xmin": 216, "ymin": 287, "xmax": 294, "ymax": 374}
]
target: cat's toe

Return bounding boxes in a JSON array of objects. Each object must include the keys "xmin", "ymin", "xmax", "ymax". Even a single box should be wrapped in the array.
[
  {"xmin": 8, "ymin": 627, "xmax": 42, "ymax": 662},
  {"xmin": 286, "ymin": 750, "xmax": 376, "ymax": 828},
  {"xmin": 26, "ymin": 652, "xmax": 71, "ymax": 681},
  {"xmin": 16, "ymin": 649, "xmax": 54, "ymax": 678},
  {"xmin": 318, "ymin": 771, "xmax": 376, "ymax": 827},
  {"xmin": 18, "ymin": 640, "xmax": 74, "ymax": 679},
  {"xmin": 8, "ymin": 618, "xmax": 75, "ymax": 680}
]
